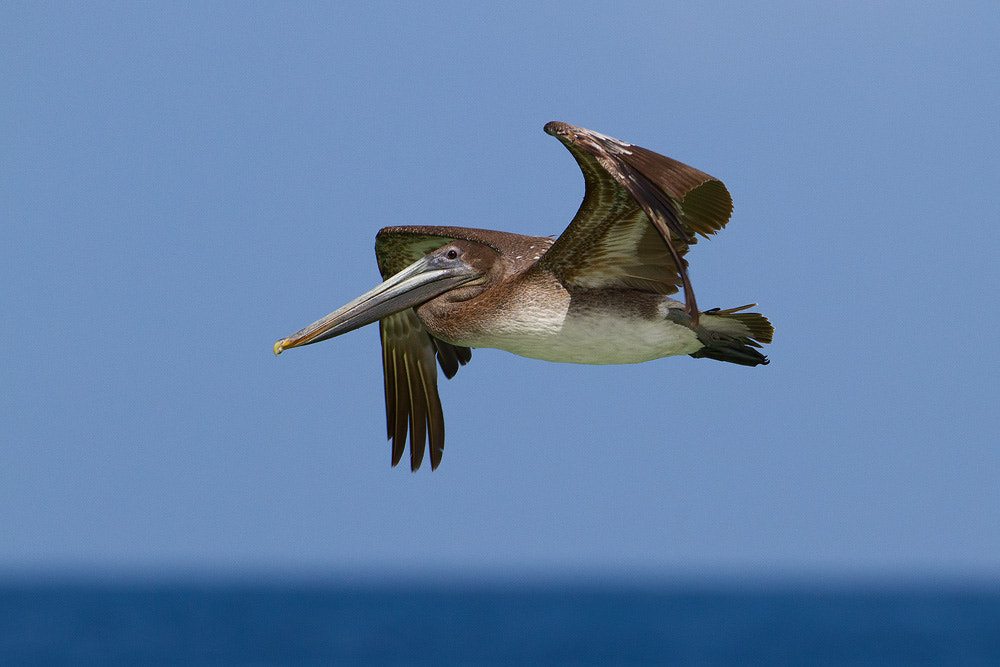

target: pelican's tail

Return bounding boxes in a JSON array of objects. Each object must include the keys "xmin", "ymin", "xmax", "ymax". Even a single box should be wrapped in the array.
[{"xmin": 689, "ymin": 304, "xmax": 773, "ymax": 367}]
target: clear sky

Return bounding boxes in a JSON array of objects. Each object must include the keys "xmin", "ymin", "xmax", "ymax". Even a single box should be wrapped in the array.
[{"xmin": 2, "ymin": 2, "xmax": 998, "ymax": 583}]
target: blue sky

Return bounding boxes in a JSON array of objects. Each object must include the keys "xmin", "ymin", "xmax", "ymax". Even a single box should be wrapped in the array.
[{"xmin": 2, "ymin": 2, "xmax": 998, "ymax": 582}]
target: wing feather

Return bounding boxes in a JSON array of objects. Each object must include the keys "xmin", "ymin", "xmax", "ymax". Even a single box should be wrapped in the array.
[
  {"xmin": 403, "ymin": 347, "xmax": 427, "ymax": 471},
  {"xmin": 378, "ymin": 310, "xmax": 453, "ymax": 470},
  {"xmin": 540, "ymin": 122, "xmax": 733, "ymax": 319}
]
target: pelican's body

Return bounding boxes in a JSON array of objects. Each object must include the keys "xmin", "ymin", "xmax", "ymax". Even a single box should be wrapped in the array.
[
  {"xmin": 418, "ymin": 269, "xmax": 700, "ymax": 365},
  {"xmin": 275, "ymin": 122, "xmax": 773, "ymax": 470}
]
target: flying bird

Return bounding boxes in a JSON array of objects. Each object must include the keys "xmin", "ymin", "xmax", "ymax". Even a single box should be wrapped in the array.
[{"xmin": 274, "ymin": 122, "xmax": 773, "ymax": 471}]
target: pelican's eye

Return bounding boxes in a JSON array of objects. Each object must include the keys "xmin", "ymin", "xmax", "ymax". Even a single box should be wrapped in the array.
[{"xmin": 445, "ymin": 248, "xmax": 459, "ymax": 260}]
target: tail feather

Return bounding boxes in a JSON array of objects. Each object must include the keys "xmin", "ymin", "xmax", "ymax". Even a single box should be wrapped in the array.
[{"xmin": 689, "ymin": 305, "xmax": 773, "ymax": 367}]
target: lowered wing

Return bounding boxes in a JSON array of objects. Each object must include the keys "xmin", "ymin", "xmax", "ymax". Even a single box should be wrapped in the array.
[{"xmin": 372, "ymin": 227, "xmax": 477, "ymax": 470}]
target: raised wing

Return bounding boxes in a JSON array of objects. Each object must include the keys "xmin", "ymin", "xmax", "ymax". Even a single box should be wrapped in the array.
[{"xmin": 539, "ymin": 122, "xmax": 733, "ymax": 320}]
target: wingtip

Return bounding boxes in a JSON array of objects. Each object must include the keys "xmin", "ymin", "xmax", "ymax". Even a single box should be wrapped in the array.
[{"xmin": 544, "ymin": 120, "xmax": 571, "ymax": 136}]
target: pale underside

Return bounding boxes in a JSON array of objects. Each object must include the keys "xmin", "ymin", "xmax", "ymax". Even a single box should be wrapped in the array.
[{"xmin": 423, "ymin": 287, "xmax": 702, "ymax": 365}]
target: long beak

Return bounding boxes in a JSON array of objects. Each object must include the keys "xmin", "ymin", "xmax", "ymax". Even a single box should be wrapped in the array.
[{"xmin": 274, "ymin": 255, "xmax": 480, "ymax": 355}]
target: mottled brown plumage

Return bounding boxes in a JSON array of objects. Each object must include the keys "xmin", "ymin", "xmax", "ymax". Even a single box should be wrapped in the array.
[{"xmin": 274, "ymin": 122, "xmax": 772, "ymax": 471}]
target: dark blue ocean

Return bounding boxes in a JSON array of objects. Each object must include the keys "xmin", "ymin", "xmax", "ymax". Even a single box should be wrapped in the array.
[{"xmin": 2, "ymin": 579, "xmax": 999, "ymax": 665}]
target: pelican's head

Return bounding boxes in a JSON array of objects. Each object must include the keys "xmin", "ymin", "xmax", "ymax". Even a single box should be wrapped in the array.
[{"xmin": 274, "ymin": 242, "xmax": 490, "ymax": 354}]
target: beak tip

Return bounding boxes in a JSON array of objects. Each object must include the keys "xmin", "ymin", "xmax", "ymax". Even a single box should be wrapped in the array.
[{"xmin": 273, "ymin": 340, "xmax": 286, "ymax": 356}]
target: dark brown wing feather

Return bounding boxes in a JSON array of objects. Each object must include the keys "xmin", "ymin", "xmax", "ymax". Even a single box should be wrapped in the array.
[
  {"xmin": 379, "ymin": 310, "xmax": 449, "ymax": 470},
  {"xmin": 540, "ymin": 122, "xmax": 733, "ymax": 317}
]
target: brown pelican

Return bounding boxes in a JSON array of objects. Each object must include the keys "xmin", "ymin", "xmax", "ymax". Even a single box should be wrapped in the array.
[{"xmin": 274, "ymin": 122, "xmax": 773, "ymax": 471}]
